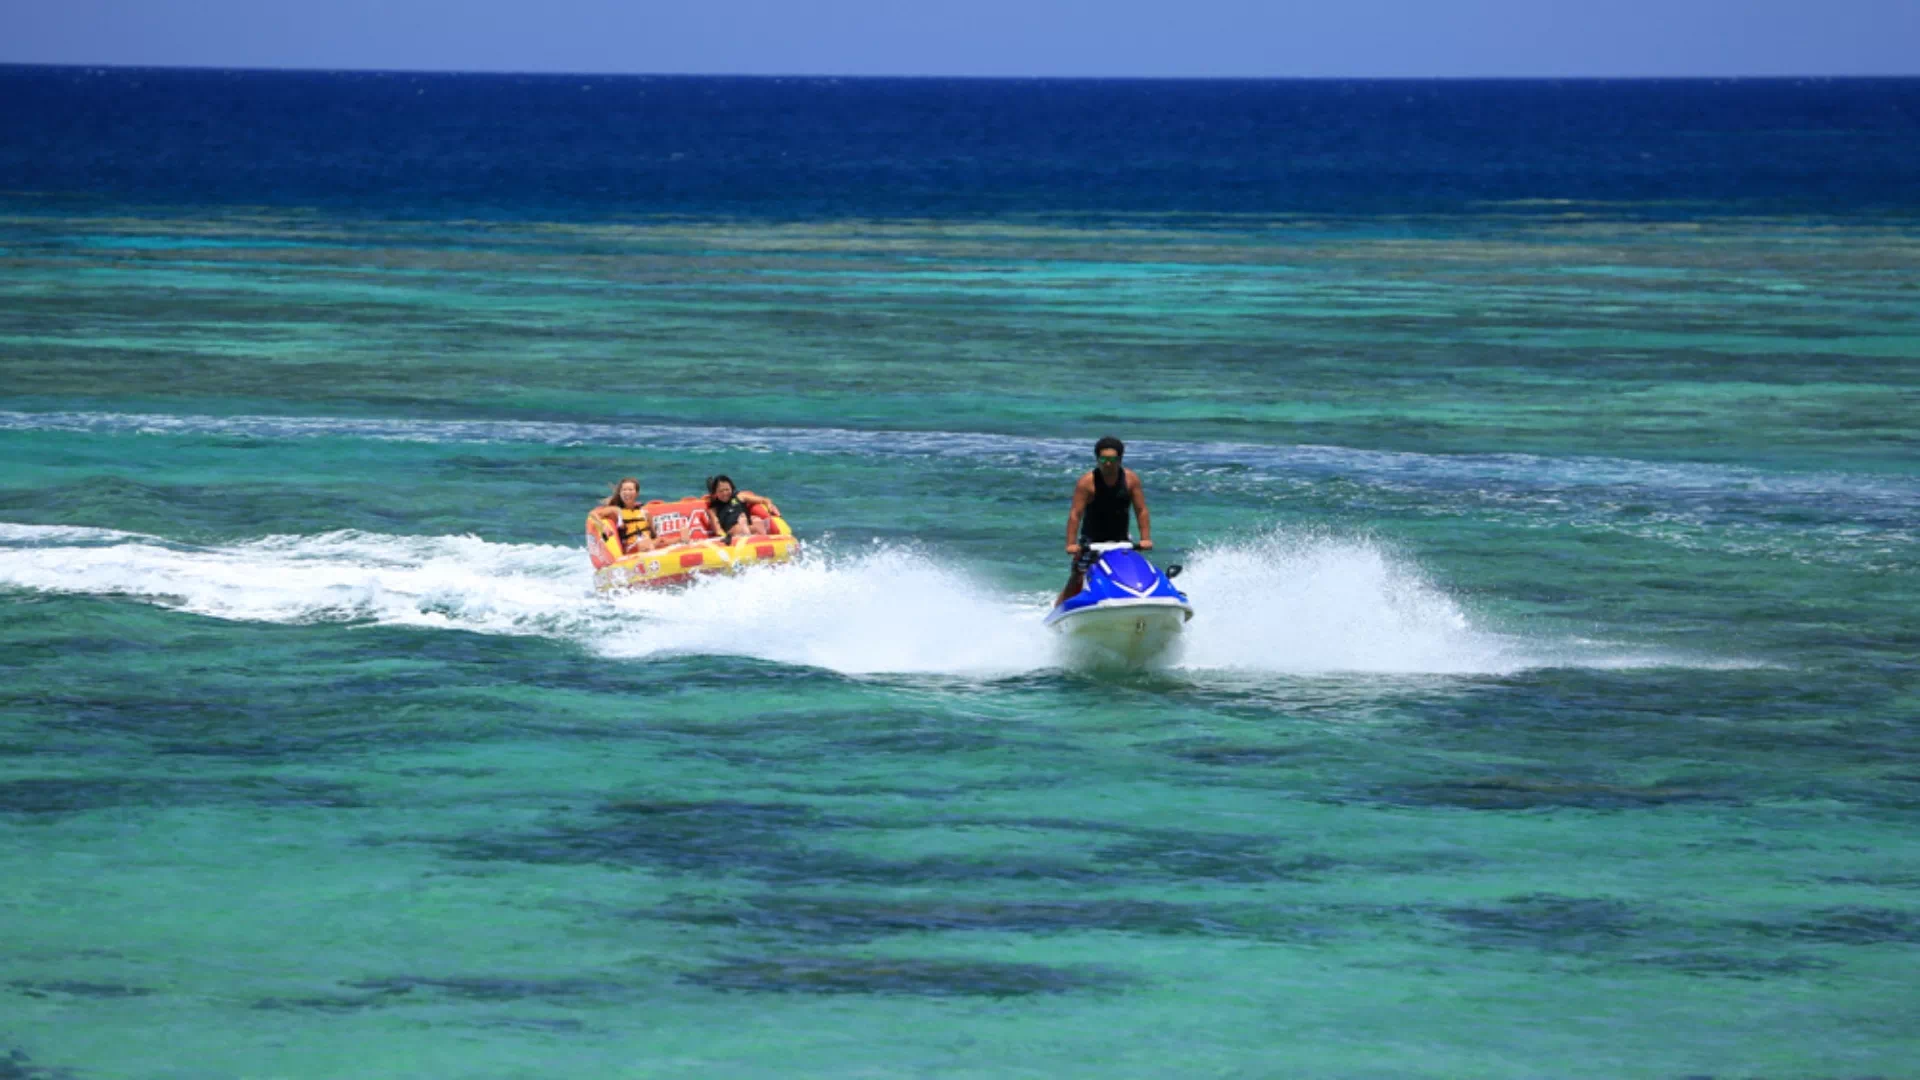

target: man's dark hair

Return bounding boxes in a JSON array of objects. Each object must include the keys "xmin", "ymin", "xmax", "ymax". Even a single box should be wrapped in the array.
[{"xmin": 1094, "ymin": 435, "xmax": 1125, "ymax": 459}]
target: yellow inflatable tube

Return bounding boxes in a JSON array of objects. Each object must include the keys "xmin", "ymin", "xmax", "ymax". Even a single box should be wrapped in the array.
[{"xmin": 590, "ymin": 497, "xmax": 797, "ymax": 591}]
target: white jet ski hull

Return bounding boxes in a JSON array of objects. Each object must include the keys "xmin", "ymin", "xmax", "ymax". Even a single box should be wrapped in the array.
[{"xmin": 1047, "ymin": 598, "xmax": 1192, "ymax": 669}]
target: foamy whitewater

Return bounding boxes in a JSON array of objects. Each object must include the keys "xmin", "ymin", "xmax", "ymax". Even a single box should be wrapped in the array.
[{"xmin": 0, "ymin": 523, "xmax": 1723, "ymax": 677}]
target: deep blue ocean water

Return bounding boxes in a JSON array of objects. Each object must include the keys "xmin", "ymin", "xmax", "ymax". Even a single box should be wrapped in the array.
[
  {"xmin": 7, "ymin": 68, "xmax": 1920, "ymax": 218},
  {"xmin": 2, "ymin": 67, "xmax": 1917, "ymax": 1078}
]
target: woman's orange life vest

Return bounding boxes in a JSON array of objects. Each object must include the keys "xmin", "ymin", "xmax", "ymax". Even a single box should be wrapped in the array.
[{"xmin": 613, "ymin": 506, "xmax": 651, "ymax": 544}]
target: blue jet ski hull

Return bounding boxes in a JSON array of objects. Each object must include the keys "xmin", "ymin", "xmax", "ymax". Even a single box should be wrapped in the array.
[{"xmin": 1045, "ymin": 545, "xmax": 1193, "ymax": 668}]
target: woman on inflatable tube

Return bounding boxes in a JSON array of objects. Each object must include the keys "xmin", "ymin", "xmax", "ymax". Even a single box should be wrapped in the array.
[
  {"xmin": 703, "ymin": 475, "xmax": 782, "ymax": 540},
  {"xmin": 586, "ymin": 477, "xmax": 662, "ymax": 553}
]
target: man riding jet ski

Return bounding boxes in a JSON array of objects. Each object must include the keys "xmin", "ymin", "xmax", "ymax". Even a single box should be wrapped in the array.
[{"xmin": 1047, "ymin": 436, "xmax": 1192, "ymax": 666}]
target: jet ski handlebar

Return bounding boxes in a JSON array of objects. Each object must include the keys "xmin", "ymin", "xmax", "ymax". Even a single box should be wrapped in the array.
[{"xmin": 1084, "ymin": 540, "xmax": 1182, "ymax": 579}]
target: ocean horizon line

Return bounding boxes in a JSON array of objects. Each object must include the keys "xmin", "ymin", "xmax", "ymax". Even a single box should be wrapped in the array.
[{"xmin": 7, "ymin": 61, "xmax": 1920, "ymax": 83}]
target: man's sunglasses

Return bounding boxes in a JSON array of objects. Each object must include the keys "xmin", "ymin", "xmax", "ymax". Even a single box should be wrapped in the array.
[{"xmin": 1096, "ymin": 454, "xmax": 1121, "ymax": 464}]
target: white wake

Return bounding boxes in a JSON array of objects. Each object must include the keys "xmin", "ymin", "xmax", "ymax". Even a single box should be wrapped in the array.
[{"xmin": 0, "ymin": 523, "xmax": 1730, "ymax": 677}]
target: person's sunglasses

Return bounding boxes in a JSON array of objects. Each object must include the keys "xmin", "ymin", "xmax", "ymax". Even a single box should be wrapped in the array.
[{"xmin": 1097, "ymin": 454, "xmax": 1120, "ymax": 464}]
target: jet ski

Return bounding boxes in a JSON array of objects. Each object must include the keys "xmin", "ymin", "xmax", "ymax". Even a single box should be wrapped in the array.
[{"xmin": 1045, "ymin": 542, "xmax": 1193, "ymax": 668}]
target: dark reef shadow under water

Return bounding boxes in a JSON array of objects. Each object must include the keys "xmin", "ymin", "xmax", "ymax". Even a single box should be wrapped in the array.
[
  {"xmin": 0, "ymin": 1048, "xmax": 76, "ymax": 1080},
  {"xmin": 683, "ymin": 955, "xmax": 1130, "ymax": 997}
]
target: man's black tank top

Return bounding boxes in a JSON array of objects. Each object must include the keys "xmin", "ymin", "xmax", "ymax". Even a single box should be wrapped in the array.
[{"xmin": 1082, "ymin": 467, "xmax": 1131, "ymax": 543}]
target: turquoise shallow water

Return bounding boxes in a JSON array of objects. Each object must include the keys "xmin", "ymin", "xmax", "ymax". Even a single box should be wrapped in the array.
[{"xmin": 2, "ymin": 205, "xmax": 1918, "ymax": 1078}]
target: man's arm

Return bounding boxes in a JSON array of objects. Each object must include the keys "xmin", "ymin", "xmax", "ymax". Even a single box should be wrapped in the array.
[
  {"xmin": 1065, "ymin": 474, "xmax": 1092, "ymax": 551},
  {"xmin": 1129, "ymin": 469, "xmax": 1153, "ymax": 550}
]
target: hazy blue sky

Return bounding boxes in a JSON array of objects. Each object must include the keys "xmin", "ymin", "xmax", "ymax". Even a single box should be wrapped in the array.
[{"xmin": 7, "ymin": 0, "xmax": 1918, "ymax": 77}]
